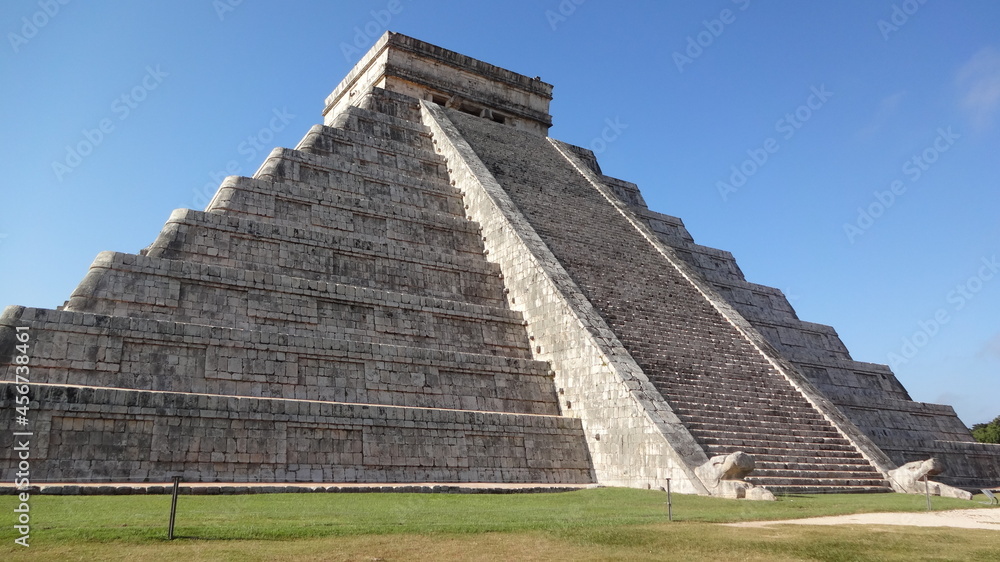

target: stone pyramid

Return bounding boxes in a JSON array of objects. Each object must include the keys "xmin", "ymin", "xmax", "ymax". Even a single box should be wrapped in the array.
[{"xmin": 2, "ymin": 32, "xmax": 997, "ymax": 495}]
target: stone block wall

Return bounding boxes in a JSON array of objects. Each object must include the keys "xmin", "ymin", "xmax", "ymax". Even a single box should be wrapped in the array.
[
  {"xmin": 65, "ymin": 252, "xmax": 530, "ymax": 357},
  {"xmin": 0, "ymin": 382, "xmax": 592, "ymax": 483},
  {"xmin": 323, "ymin": 32, "xmax": 553, "ymax": 135},
  {"xmin": 0, "ymin": 305, "xmax": 559, "ymax": 415},
  {"xmin": 145, "ymin": 209, "xmax": 506, "ymax": 307},
  {"xmin": 0, "ymin": 84, "xmax": 595, "ymax": 486}
]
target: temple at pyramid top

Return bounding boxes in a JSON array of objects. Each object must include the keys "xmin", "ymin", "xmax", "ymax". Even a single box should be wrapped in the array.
[{"xmin": 324, "ymin": 32, "xmax": 554, "ymax": 135}]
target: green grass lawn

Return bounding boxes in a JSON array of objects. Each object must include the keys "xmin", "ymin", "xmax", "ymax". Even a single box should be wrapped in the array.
[{"xmin": 1, "ymin": 488, "xmax": 998, "ymax": 561}]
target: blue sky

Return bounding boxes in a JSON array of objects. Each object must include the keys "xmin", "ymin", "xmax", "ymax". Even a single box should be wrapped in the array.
[{"xmin": 2, "ymin": 1, "xmax": 998, "ymax": 425}]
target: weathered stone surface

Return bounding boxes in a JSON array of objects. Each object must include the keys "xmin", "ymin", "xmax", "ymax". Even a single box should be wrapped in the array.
[
  {"xmin": 0, "ymin": 381, "xmax": 593, "ymax": 483},
  {"xmin": 0, "ymin": 46, "xmax": 594, "ymax": 487},
  {"xmin": 888, "ymin": 459, "xmax": 973, "ymax": 500},
  {"xmin": 1, "ymin": 31, "xmax": 997, "ymax": 496},
  {"xmin": 694, "ymin": 453, "xmax": 775, "ymax": 501},
  {"xmin": 324, "ymin": 33, "xmax": 553, "ymax": 136},
  {"xmin": 698, "ymin": 452, "xmax": 756, "ymax": 484}
]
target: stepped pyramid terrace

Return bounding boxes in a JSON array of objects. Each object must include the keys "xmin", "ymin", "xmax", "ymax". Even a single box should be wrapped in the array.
[{"xmin": 2, "ymin": 32, "xmax": 998, "ymax": 497}]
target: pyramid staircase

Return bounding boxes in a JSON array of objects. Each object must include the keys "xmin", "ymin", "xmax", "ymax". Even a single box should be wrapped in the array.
[
  {"xmin": 441, "ymin": 108, "xmax": 891, "ymax": 493},
  {"xmin": 619, "ymin": 205, "xmax": 1000, "ymax": 490}
]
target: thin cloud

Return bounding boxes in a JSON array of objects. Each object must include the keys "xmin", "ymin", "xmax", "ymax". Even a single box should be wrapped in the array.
[
  {"xmin": 978, "ymin": 332, "xmax": 1000, "ymax": 360},
  {"xmin": 956, "ymin": 47, "xmax": 1000, "ymax": 131},
  {"xmin": 933, "ymin": 391, "xmax": 965, "ymax": 410},
  {"xmin": 858, "ymin": 91, "xmax": 906, "ymax": 138}
]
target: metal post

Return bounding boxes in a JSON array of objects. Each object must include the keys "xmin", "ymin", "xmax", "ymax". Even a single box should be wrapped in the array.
[
  {"xmin": 168, "ymin": 476, "xmax": 181, "ymax": 540},
  {"xmin": 924, "ymin": 475, "xmax": 931, "ymax": 512},
  {"xmin": 666, "ymin": 478, "xmax": 672, "ymax": 522}
]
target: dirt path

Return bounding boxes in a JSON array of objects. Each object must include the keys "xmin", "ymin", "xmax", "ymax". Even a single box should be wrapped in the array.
[{"xmin": 726, "ymin": 508, "xmax": 1000, "ymax": 530}]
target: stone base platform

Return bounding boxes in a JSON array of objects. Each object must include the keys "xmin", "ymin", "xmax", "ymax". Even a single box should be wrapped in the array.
[{"xmin": 0, "ymin": 482, "xmax": 596, "ymax": 495}]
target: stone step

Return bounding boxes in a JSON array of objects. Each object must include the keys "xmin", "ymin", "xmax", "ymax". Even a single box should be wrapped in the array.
[
  {"xmin": 3, "ymin": 306, "xmax": 559, "ymax": 415},
  {"xmin": 683, "ymin": 416, "xmax": 835, "ymax": 433},
  {"xmin": 65, "ymin": 252, "xmax": 532, "ymax": 358},
  {"xmin": 666, "ymin": 396, "xmax": 829, "ymax": 425},
  {"xmin": 352, "ymin": 87, "xmax": 425, "ymax": 123},
  {"xmin": 750, "ymin": 454, "xmax": 875, "ymax": 469},
  {"xmin": 283, "ymin": 128, "xmax": 453, "ymax": 192},
  {"xmin": 207, "ymin": 176, "xmax": 482, "ymax": 254},
  {"xmin": 257, "ymin": 144, "xmax": 450, "ymax": 198},
  {"xmin": 681, "ymin": 416, "xmax": 838, "ymax": 434},
  {"xmin": 296, "ymin": 123, "xmax": 441, "ymax": 170},
  {"xmin": 328, "ymin": 103, "xmax": 435, "ymax": 148},
  {"xmin": 750, "ymin": 468, "xmax": 883, "ymax": 480},
  {"xmin": 754, "ymin": 459, "xmax": 876, "ymax": 472},
  {"xmin": 657, "ymin": 376, "xmax": 816, "ymax": 399},
  {"xmin": 744, "ymin": 476, "xmax": 889, "ymax": 488},
  {"xmin": 649, "ymin": 368, "xmax": 815, "ymax": 390},
  {"xmin": 253, "ymin": 144, "xmax": 462, "ymax": 209},
  {"xmin": 691, "ymin": 427, "xmax": 849, "ymax": 445},
  {"xmin": 702, "ymin": 443, "xmax": 869, "ymax": 461},
  {"xmin": 667, "ymin": 398, "xmax": 825, "ymax": 419},
  {"xmin": 0, "ymin": 307, "xmax": 558, "ymax": 415},
  {"xmin": 145, "ymin": 209, "xmax": 507, "ymax": 308},
  {"xmin": 667, "ymin": 390, "xmax": 815, "ymax": 415},
  {"xmin": 0, "ymin": 382, "xmax": 594, "ymax": 484},
  {"xmin": 698, "ymin": 438, "xmax": 860, "ymax": 457},
  {"xmin": 751, "ymin": 484, "xmax": 891, "ymax": 495},
  {"xmin": 690, "ymin": 424, "xmax": 845, "ymax": 440},
  {"xmin": 670, "ymin": 409, "xmax": 828, "ymax": 427}
]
